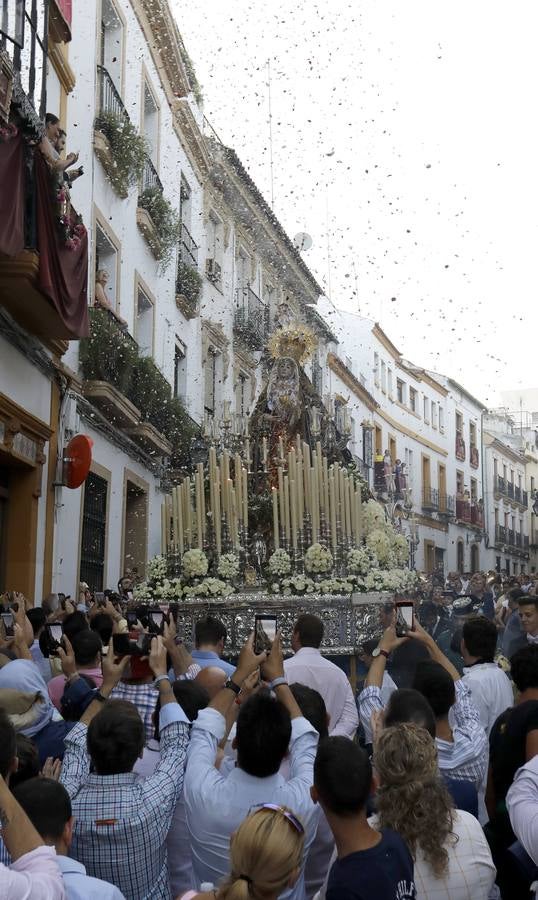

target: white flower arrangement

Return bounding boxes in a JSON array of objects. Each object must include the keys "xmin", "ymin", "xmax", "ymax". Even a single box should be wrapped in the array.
[
  {"xmin": 346, "ymin": 546, "xmax": 378, "ymax": 576},
  {"xmin": 146, "ymin": 554, "xmax": 168, "ymax": 581},
  {"xmin": 267, "ymin": 549, "xmax": 292, "ymax": 577},
  {"xmin": 355, "ymin": 568, "xmax": 417, "ymax": 593},
  {"xmin": 217, "ymin": 553, "xmax": 240, "ymax": 580},
  {"xmin": 391, "ymin": 533, "xmax": 410, "ymax": 567},
  {"xmin": 362, "ymin": 499, "xmax": 389, "ymax": 536},
  {"xmin": 182, "ymin": 577, "xmax": 234, "ymax": 598},
  {"xmin": 304, "ymin": 543, "xmax": 333, "ymax": 574},
  {"xmin": 153, "ymin": 577, "xmax": 183, "ymax": 600},
  {"xmin": 365, "ymin": 529, "xmax": 394, "ymax": 567},
  {"xmin": 182, "ymin": 548, "xmax": 208, "ymax": 579},
  {"xmin": 280, "ymin": 575, "xmax": 316, "ymax": 596},
  {"xmin": 318, "ymin": 577, "xmax": 354, "ymax": 595},
  {"xmin": 133, "ymin": 581, "xmax": 151, "ymax": 601}
]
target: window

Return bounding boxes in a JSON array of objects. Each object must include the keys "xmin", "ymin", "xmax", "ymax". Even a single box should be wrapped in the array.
[
  {"xmin": 312, "ymin": 351, "xmax": 323, "ymax": 396},
  {"xmin": 206, "ymin": 212, "xmax": 223, "ymax": 284},
  {"xmin": 423, "ymin": 396, "xmax": 430, "ymax": 423},
  {"xmin": 456, "ymin": 411, "xmax": 463, "ymax": 440},
  {"xmin": 174, "ymin": 339, "xmax": 187, "ymax": 401},
  {"xmin": 123, "ymin": 479, "xmax": 148, "ymax": 580},
  {"xmin": 457, "ymin": 541, "xmax": 465, "ymax": 574},
  {"xmin": 389, "ymin": 436, "xmax": 397, "ymax": 463},
  {"xmin": 470, "ymin": 478, "xmax": 477, "ymax": 501},
  {"xmin": 350, "ymin": 416, "xmax": 356, "ymax": 451},
  {"xmin": 439, "ymin": 405, "xmax": 445, "ymax": 432},
  {"xmin": 431, "ymin": 402, "xmax": 437, "ymax": 430},
  {"xmin": 396, "ymin": 379, "xmax": 405, "ymax": 404},
  {"xmin": 470, "ymin": 421, "xmax": 477, "ymax": 449},
  {"xmin": 494, "ymin": 458, "xmax": 498, "ymax": 480},
  {"xmin": 95, "ymin": 222, "xmax": 119, "ymax": 313},
  {"xmin": 362, "ymin": 426, "xmax": 373, "ymax": 468},
  {"xmin": 136, "ymin": 286, "xmax": 154, "ymax": 357},
  {"xmin": 387, "ymin": 368, "xmax": 393, "ymax": 399},
  {"xmin": 381, "ymin": 361, "xmax": 387, "ymax": 393},
  {"xmin": 204, "ymin": 348, "xmax": 221, "ymax": 416},
  {"xmin": 456, "ymin": 470, "xmax": 464, "ymax": 495},
  {"xmin": 142, "ymin": 80, "xmax": 159, "ymax": 167},
  {"xmin": 404, "ymin": 448, "xmax": 414, "ymax": 487},
  {"xmin": 409, "ymin": 387, "xmax": 417, "ymax": 413},
  {"xmin": 236, "ymin": 248, "xmax": 250, "ymax": 297},
  {"xmin": 346, "ymin": 355, "xmax": 354, "ymax": 373},
  {"xmin": 495, "ymin": 508, "xmax": 499, "ymax": 527},
  {"xmin": 374, "ymin": 352, "xmax": 380, "ymax": 386},
  {"xmin": 80, "ymin": 472, "xmax": 108, "ymax": 591},
  {"xmin": 100, "ymin": 0, "xmax": 124, "ymax": 94},
  {"xmin": 235, "ymin": 373, "xmax": 249, "ymax": 417}
]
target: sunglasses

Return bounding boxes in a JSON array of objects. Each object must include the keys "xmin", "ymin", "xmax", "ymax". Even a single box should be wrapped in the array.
[{"xmin": 250, "ymin": 803, "xmax": 305, "ymax": 835}]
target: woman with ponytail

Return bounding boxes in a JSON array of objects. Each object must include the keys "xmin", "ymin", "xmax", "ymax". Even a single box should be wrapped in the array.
[
  {"xmin": 179, "ymin": 804, "xmax": 304, "ymax": 900},
  {"xmin": 373, "ymin": 723, "xmax": 496, "ymax": 899}
]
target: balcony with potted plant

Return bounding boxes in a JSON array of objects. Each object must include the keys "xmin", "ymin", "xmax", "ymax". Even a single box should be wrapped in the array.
[
  {"xmin": 94, "ymin": 66, "xmax": 147, "ymax": 199},
  {"xmin": 175, "ymin": 224, "xmax": 201, "ymax": 319},
  {"xmin": 137, "ymin": 160, "xmax": 181, "ymax": 265},
  {"xmin": 79, "ymin": 308, "xmax": 141, "ymax": 428}
]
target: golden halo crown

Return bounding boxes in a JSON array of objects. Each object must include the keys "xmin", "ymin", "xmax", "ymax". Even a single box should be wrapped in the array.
[{"xmin": 268, "ymin": 323, "xmax": 318, "ymax": 365}]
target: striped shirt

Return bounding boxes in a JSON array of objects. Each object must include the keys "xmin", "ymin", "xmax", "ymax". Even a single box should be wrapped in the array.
[{"xmin": 359, "ymin": 679, "xmax": 488, "ymax": 788}]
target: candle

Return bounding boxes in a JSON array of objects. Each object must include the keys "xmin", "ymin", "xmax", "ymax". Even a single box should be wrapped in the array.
[
  {"xmin": 195, "ymin": 471, "xmax": 203, "ymax": 549},
  {"xmin": 272, "ymin": 487, "xmax": 280, "ymax": 549},
  {"xmin": 296, "ymin": 456, "xmax": 304, "ymax": 527},
  {"xmin": 230, "ymin": 487, "xmax": 238, "ymax": 548},
  {"xmin": 223, "ymin": 399, "xmax": 231, "ymax": 423},
  {"xmin": 176, "ymin": 485, "xmax": 184, "ymax": 555},
  {"xmin": 262, "ymin": 436, "xmax": 268, "ymax": 466},
  {"xmin": 214, "ymin": 471, "xmax": 222, "ymax": 556},
  {"xmin": 242, "ymin": 467, "xmax": 248, "ymax": 532},
  {"xmin": 235, "ymin": 453, "xmax": 243, "ymax": 522},
  {"xmin": 283, "ymin": 475, "xmax": 291, "ymax": 543},
  {"xmin": 244, "ymin": 438, "xmax": 251, "ymax": 470},
  {"xmin": 290, "ymin": 478, "xmax": 298, "ymax": 549},
  {"xmin": 311, "ymin": 465, "xmax": 318, "ymax": 543},
  {"xmin": 296, "ymin": 433, "xmax": 302, "ymax": 455},
  {"xmin": 161, "ymin": 502, "xmax": 167, "ymax": 554},
  {"xmin": 184, "ymin": 479, "xmax": 192, "ymax": 548},
  {"xmin": 344, "ymin": 474, "xmax": 352, "ymax": 538},
  {"xmin": 355, "ymin": 486, "xmax": 363, "ymax": 541},
  {"xmin": 227, "ymin": 478, "xmax": 233, "ymax": 538},
  {"xmin": 322, "ymin": 457, "xmax": 329, "ymax": 519},
  {"xmin": 329, "ymin": 474, "xmax": 337, "ymax": 550},
  {"xmin": 278, "ymin": 435, "xmax": 284, "ymax": 462}
]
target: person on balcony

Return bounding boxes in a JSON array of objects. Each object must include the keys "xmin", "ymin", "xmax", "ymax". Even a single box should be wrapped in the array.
[
  {"xmin": 383, "ymin": 450, "xmax": 395, "ymax": 494},
  {"xmin": 39, "ymin": 114, "xmax": 79, "ymax": 176},
  {"xmin": 94, "ymin": 269, "xmax": 128, "ymax": 327},
  {"xmin": 54, "ymin": 130, "xmax": 83, "ymax": 185}
]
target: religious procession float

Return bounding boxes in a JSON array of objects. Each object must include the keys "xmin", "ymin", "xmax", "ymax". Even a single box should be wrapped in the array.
[{"xmin": 134, "ymin": 321, "xmax": 417, "ymax": 669}]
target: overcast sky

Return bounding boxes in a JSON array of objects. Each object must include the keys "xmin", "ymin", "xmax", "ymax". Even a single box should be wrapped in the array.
[{"xmin": 174, "ymin": 0, "xmax": 538, "ymax": 408}]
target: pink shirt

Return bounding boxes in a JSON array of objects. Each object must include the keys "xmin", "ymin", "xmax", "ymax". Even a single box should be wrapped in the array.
[
  {"xmin": 0, "ymin": 846, "xmax": 66, "ymax": 899},
  {"xmin": 48, "ymin": 667, "xmax": 103, "ymax": 711}
]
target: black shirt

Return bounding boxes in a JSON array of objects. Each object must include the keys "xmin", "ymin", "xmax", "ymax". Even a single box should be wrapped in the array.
[
  {"xmin": 489, "ymin": 700, "xmax": 538, "ymax": 805},
  {"xmin": 327, "ymin": 828, "xmax": 416, "ymax": 900}
]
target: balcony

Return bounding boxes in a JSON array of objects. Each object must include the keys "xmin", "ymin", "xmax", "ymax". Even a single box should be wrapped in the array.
[
  {"xmin": 470, "ymin": 503, "xmax": 484, "ymax": 528},
  {"xmin": 495, "ymin": 524, "xmax": 507, "ymax": 546},
  {"xmin": 507, "ymin": 481, "xmax": 515, "ymax": 500},
  {"xmin": 470, "ymin": 445, "xmax": 479, "ymax": 469},
  {"xmin": 94, "ymin": 65, "xmax": 146, "ymax": 199},
  {"xmin": 495, "ymin": 475, "xmax": 528, "ymax": 509},
  {"xmin": 494, "ymin": 523, "xmax": 530, "ymax": 556},
  {"xmin": 176, "ymin": 226, "xmax": 201, "ymax": 320},
  {"xmin": 234, "ymin": 286, "xmax": 269, "ymax": 351},
  {"xmin": 438, "ymin": 494, "xmax": 455, "ymax": 518},
  {"xmin": 455, "ymin": 433, "xmax": 466, "ymax": 461},
  {"xmin": 455, "ymin": 499, "xmax": 472, "ymax": 523},
  {"xmin": 422, "ymin": 487, "xmax": 439, "ymax": 511},
  {"xmin": 179, "ymin": 223, "xmax": 198, "ymax": 269},
  {"xmin": 136, "ymin": 157, "xmax": 166, "ymax": 259}
]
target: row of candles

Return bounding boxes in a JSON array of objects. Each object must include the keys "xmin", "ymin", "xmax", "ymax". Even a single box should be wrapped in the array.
[{"xmin": 272, "ymin": 437, "xmax": 362, "ymax": 551}]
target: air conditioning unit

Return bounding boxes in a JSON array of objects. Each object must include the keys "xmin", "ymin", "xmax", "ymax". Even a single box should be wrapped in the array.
[{"xmin": 206, "ymin": 258, "xmax": 222, "ymax": 284}]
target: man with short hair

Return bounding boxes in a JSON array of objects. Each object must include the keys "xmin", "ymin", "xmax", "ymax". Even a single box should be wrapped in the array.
[
  {"xmin": 184, "ymin": 633, "xmax": 320, "ymax": 900},
  {"xmin": 461, "ymin": 615, "xmax": 513, "ymax": 734},
  {"xmin": 518, "ymin": 594, "xmax": 538, "ymax": 644},
  {"xmin": 14, "ymin": 777, "xmax": 125, "ymax": 898},
  {"xmin": 501, "ymin": 588, "xmax": 528, "ymax": 657},
  {"xmin": 60, "ymin": 636, "xmax": 190, "ymax": 899},
  {"xmin": 311, "ymin": 736, "xmax": 416, "ymax": 899},
  {"xmin": 48, "ymin": 630, "xmax": 103, "ymax": 711},
  {"xmin": 192, "ymin": 615, "xmax": 235, "ymax": 676},
  {"xmin": 469, "ymin": 573, "xmax": 495, "ymax": 620},
  {"xmin": 284, "ymin": 614, "xmax": 358, "ymax": 738}
]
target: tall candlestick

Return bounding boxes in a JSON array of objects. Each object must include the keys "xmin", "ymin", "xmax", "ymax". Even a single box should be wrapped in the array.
[
  {"xmin": 234, "ymin": 453, "xmax": 243, "ymax": 522},
  {"xmin": 290, "ymin": 478, "xmax": 298, "ymax": 549},
  {"xmin": 244, "ymin": 438, "xmax": 251, "ymax": 471},
  {"xmin": 195, "ymin": 470, "xmax": 203, "ymax": 549},
  {"xmin": 283, "ymin": 475, "xmax": 291, "ymax": 543},
  {"xmin": 296, "ymin": 457, "xmax": 304, "ymax": 525},
  {"xmin": 311, "ymin": 465, "xmax": 318, "ymax": 543},
  {"xmin": 277, "ymin": 466, "xmax": 285, "ymax": 532},
  {"xmin": 355, "ymin": 486, "xmax": 363, "ymax": 541},
  {"xmin": 242, "ymin": 467, "xmax": 248, "ymax": 532},
  {"xmin": 278, "ymin": 435, "xmax": 284, "ymax": 462},
  {"xmin": 262, "ymin": 437, "xmax": 268, "ymax": 466},
  {"xmin": 272, "ymin": 487, "xmax": 280, "ymax": 549},
  {"xmin": 161, "ymin": 502, "xmax": 167, "ymax": 554},
  {"xmin": 329, "ymin": 474, "xmax": 338, "ymax": 550},
  {"xmin": 214, "ymin": 471, "xmax": 221, "ymax": 555}
]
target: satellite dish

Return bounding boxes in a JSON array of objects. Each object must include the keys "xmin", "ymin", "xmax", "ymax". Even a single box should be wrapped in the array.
[
  {"xmin": 293, "ymin": 232, "xmax": 313, "ymax": 252},
  {"xmin": 62, "ymin": 434, "xmax": 93, "ymax": 489}
]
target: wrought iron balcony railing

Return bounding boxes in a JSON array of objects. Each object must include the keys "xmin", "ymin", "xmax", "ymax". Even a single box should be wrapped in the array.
[
  {"xmin": 456, "ymin": 499, "xmax": 472, "ymax": 523},
  {"xmin": 141, "ymin": 155, "xmax": 164, "ymax": 195},
  {"xmin": 438, "ymin": 494, "xmax": 455, "ymax": 517},
  {"xmin": 97, "ymin": 65, "xmax": 129, "ymax": 123},
  {"xmin": 179, "ymin": 223, "xmax": 198, "ymax": 268},
  {"xmin": 495, "ymin": 524, "xmax": 507, "ymax": 545},
  {"xmin": 422, "ymin": 487, "xmax": 439, "ymax": 510},
  {"xmin": 234, "ymin": 286, "xmax": 269, "ymax": 351}
]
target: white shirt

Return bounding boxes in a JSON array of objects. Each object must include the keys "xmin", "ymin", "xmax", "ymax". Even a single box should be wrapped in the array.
[
  {"xmin": 0, "ymin": 846, "xmax": 65, "ymax": 899},
  {"xmin": 56, "ymin": 856, "xmax": 125, "ymax": 899},
  {"xmin": 316, "ymin": 810, "xmax": 497, "ymax": 900},
  {"xmin": 134, "ymin": 740, "xmax": 194, "ymax": 897},
  {"xmin": 184, "ymin": 706, "xmax": 320, "ymax": 900},
  {"xmin": 361, "ymin": 671, "xmax": 397, "ymax": 745},
  {"xmin": 462, "ymin": 663, "xmax": 514, "ymax": 735},
  {"xmin": 507, "ymin": 755, "xmax": 538, "ymax": 866},
  {"xmin": 284, "ymin": 647, "xmax": 359, "ymax": 738}
]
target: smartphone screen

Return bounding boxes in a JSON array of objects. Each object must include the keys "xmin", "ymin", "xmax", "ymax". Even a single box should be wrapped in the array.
[
  {"xmin": 1, "ymin": 612, "xmax": 14, "ymax": 638},
  {"xmin": 395, "ymin": 602, "xmax": 414, "ymax": 637},
  {"xmin": 126, "ymin": 611, "xmax": 138, "ymax": 629},
  {"xmin": 149, "ymin": 610, "xmax": 164, "ymax": 633},
  {"xmin": 254, "ymin": 614, "xmax": 277, "ymax": 655},
  {"xmin": 113, "ymin": 633, "xmax": 154, "ymax": 656},
  {"xmin": 94, "ymin": 592, "xmax": 105, "ymax": 606}
]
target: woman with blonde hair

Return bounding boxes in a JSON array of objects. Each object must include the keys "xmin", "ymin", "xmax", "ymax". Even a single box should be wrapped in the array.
[
  {"xmin": 179, "ymin": 803, "xmax": 304, "ymax": 900},
  {"xmin": 373, "ymin": 723, "xmax": 496, "ymax": 899}
]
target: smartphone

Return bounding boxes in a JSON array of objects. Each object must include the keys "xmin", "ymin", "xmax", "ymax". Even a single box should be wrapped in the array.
[
  {"xmin": 149, "ymin": 610, "xmax": 164, "ymax": 634},
  {"xmin": 395, "ymin": 601, "xmax": 414, "ymax": 637},
  {"xmin": 113, "ymin": 633, "xmax": 154, "ymax": 656},
  {"xmin": 126, "ymin": 610, "xmax": 138, "ymax": 629},
  {"xmin": 46, "ymin": 622, "xmax": 64, "ymax": 655},
  {"xmin": 1, "ymin": 612, "xmax": 14, "ymax": 638},
  {"xmin": 94, "ymin": 592, "xmax": 106, "ymax": 607},
  {"xmin": 254, "ymin": 614, "xmax": 277, "ymax": 655}
]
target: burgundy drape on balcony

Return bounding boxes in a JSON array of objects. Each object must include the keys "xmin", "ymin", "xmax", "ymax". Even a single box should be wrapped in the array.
[
  {"xmin": 0, "ymin": 130, "xmax": 25, "ymax": 257},
  {"xmin": 34, "ymin": 149, "xmax": 89, "ymax": 338}
]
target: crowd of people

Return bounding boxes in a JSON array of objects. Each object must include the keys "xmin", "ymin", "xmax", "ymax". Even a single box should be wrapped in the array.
[{"xmin": 0, "ymin": 569, "xmax": 537, "ymax": 899}]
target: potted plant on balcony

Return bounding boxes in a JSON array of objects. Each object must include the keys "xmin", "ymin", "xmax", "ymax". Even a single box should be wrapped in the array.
[
  {"xmin": 80, "ymin": 309, "xmax": 138, "ymax": 395},
  {"xmin": 176, "ymin": 260, "xmax": 203, "ymax": 319},
  {"xmin": 94, "ymin": 111, "xmax": 147, "ymax": 198},
  {"xmin": 137, "ymin": 186, "xmax": 181, "ymax": 267}
]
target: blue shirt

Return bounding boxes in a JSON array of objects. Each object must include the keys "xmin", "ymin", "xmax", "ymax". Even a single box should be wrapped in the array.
[
  {"xmin": 327, "ymin": 828, "xmax": 416, "ymax": 900},
  {"xmin": 191, "ymin": 649, "xmax": 235, "ymax": 677},
  {"xmin": 57, "ymin": 855, "xmax": 126, "ymax": 898},
  {"xmin": 443, "ymin": 774, "xmax": 478, "ymax": 819}
]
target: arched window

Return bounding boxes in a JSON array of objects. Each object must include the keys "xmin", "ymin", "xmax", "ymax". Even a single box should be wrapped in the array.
[
  {"xmin": 470, "ymin": 543, "xmax": 480, "ymax": 573},
  {"xmin": 457, "ymin": 540, "xmax": 464, "ymax": 575}
]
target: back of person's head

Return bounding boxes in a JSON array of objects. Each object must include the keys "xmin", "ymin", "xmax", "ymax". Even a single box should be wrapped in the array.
[
  {"xmin": 293, "ymin": 614, "xmax": 324, "ymax": 649},
  {"xmin": 90, "ymin": 612, "xmax": 113, "ymax": 645},
  {"xmin": 72, "ymin": 630, "xmax": 102, "ymax": 667},
  {"xmin": 375, "ymin": 723, "xmax": 454, "ymax": 877},
  {"xmin": 412, "ymin": 660, "xmax": 455, "ymax": 718},
  {"xmin": 462, "ymin": 615, "xmax": 497, "ymax": 661},
  {"xmin": 153, "ymin": 679, "xmax": 209, "ymax": 740},
  {"xmin": 508, "ymin": 588, "xmax": 526, "ymax": 604},
  {"xmin": 87, "ymin": 700, "xmax": 144, "ymax": 775},
  {"xmin": 195, "ymin": 665, "xmax": 227, "ymax": 699},
  {"xmin": 418, "ymin": 600, "xmax": 439, "ymax": 626},
  {"xmin": 236, "ymin": 689, "xmax": 292, "ymax": 777},
  {"xmin": 9, "ymin": 734, "xmax": 40, "ymax": 789},
  {"xmin": 0, "ymin": 708, "xmax": 16, "ymax": 780},
  {"xmin": 62, "ymin": 611, "xmax": 89, "ymax": 642},
  {"xmin": 510, "ymin": 645, "xmax": 538, "ymax": 692},
  {"xmin": 313, "ymin": 736, "xmax": 372, "ymax": 817},
  {"xmin": 384, "ymin": 688, "xmax": 436, "ymax": 738},
  {"xmin": 290, "ymin": 683, "xmax": 329, "ymax": 739},
  {"xmin": 45, "ymin": 113, "xmax": 60, "ymax": 126},
  {"xmin": 220, "ymin": 805, "xmax": 305, "ymax": 900},
  {"xmin": 13, "ymin": 777, "xmax": 71, "ymax": 842},
  {"xmin": 194, "ymin": 615, "xmax": 227, "ymax": 648},
  {"xmin": 26, "ymin": 607, "xmax": 46, "ymax": 637}
]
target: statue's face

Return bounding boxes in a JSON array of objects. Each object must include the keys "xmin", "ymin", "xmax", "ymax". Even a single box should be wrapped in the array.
[{"xmin": 278, "ymin": 358, "xmax": 295, "ymax": 379}]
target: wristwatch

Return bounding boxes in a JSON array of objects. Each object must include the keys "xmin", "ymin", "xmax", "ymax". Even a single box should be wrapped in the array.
[
  {"xmin": 372, "ymin": 647, "xmax": 390, "ymax": 660},
  {"xmin": 224, "ymin": 678, "xmax": 241, "ymax": 695},
  {"xmin": 268, "ymin": 676, "xmax": 288, "ymax": 690}
]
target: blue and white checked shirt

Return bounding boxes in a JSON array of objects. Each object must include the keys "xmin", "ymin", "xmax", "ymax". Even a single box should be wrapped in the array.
[
  {"xmin": 60, "ymin": 702, "xmax": 190, "ymax": 900},
  {"xmin": 110, "ymin": 682, "xmax": 158, "ymax": 742},
  {"xmin": 359, "ymin": 678, "xmax": 488, "ymax": 788}
]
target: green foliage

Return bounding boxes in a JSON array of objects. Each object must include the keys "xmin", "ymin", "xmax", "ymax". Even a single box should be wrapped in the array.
[
  {"xmin": 80, "ymin": 309, "xmax": 138, "ymax": 395},
  {"xmin": 138, "ymin": 187, "xmax": 181, "ymax": 269},
  {"xmin": 176, "ymin": 260, "xmax": 203, "ymax": 315},
  {"xmin": 129, "ymin": 356, "xmax": 172, "ymax": 432},
  {"xmin": 96, "ymin": 112, "xmax": 148, "ymax": 196}
]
